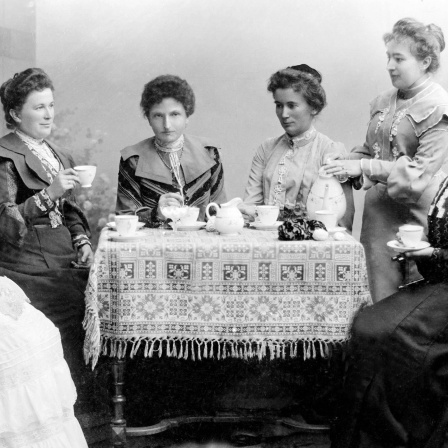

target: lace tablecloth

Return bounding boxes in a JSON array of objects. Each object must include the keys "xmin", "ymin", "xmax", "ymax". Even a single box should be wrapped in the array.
[{"xmin": 83, "ymin": 228, "xmax": 372, "ymax": 368}]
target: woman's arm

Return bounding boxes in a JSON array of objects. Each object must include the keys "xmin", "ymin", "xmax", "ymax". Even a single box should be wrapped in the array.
[
  {"xmin": 0, "ymin": 159, "xmax": 59, "ymax": 247},
  {"xmin": 243, "ymin": 144, "xmax": 267, "ymax": 206},
  {"xmin": 208, "ymin": 146, "xmax": 227, "ymax": 204}
]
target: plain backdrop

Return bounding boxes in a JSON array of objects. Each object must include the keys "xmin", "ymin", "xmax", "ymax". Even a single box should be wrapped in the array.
[{"xmin": 17, "ymin": 0, "xmax": 448, "ymax": 235}]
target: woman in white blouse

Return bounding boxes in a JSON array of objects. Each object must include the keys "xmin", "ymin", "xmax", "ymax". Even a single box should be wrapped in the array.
[{"xmin": 240, "ymin": 64, "xmax": 353, "ymax": 228}]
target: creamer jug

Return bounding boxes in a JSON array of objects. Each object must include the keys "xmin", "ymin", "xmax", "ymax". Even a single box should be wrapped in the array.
[{"xmin": 205, "ymin": 198, "xmax": 244, "ymax": 235}]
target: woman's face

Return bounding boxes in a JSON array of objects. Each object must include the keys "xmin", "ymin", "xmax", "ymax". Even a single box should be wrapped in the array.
[
  {"xmin": 386, "ymin": 39, "xmax": 430, "ymax": 90},
  {"xmin": 12, "ymin": 88, "xmax": 54, "ymax": 140},
  {"xmin": 273, "ymin": 88, "xmax": 315, "ymax": 137},
  {"xmin": 148, "ymin": 97, "xmax": 188, "ymax": 145}
]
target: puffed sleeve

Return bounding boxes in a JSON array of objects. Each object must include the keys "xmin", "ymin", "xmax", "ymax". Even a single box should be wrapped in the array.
[
  {"xmin": 0, "ymin": 159, "xmax": 57, "ymax": 247},
  {"xmin": 243, "ymin": 143, "xmax": 268, "ymax": 205},
  {"xmin": 362, "ymin": 120, "xmax": 448, "ymax": 204}
]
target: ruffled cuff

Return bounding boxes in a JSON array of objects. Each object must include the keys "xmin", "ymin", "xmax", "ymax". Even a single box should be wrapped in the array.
[
  {"xmin": 33, "ymin": 189, "xmax": 56, "ymax": 213},
  {"xmin": 72, "ymin": 234, "xmax": 91, "ymax": 249}
]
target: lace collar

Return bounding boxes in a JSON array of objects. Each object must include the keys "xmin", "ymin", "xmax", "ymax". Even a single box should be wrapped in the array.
[
  {"xmin": 154, "ymin": 134, "xmax": 184, "ymax": 153},
  {"xmin": 285, "ymin": 127, "xmax": 316, "ymax": 149}
]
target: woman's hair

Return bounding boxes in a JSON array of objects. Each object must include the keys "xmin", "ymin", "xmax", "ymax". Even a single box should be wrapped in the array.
[
  {"xmin": 140, "ymin": 75, "xmax": 195, "ymax": 118},
  {"xmin": 383, "ymin": 18, "xmax": 445, "ymax": 73},
  {"xmin": 267, "ymin": 64, "xmax": 326, "ymax": 115},
  {"xmin": 0, "ymin": 68, "xmax": 54, "ymax": 129}
]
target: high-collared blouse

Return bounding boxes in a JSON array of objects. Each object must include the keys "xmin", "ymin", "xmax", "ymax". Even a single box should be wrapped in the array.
[
  {"xmin": 243, "ymin": 131, "xmax": 346, "ymax": 212},
  {"xmin": 116, "ymin": 134, "xmax": 226, "ymax": 224},
  {"xmin": 349, "ymin": 81, "xmax": 448, "ymax": 204}
]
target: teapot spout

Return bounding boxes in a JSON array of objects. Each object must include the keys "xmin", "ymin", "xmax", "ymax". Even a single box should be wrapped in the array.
[{"xmin": 221, "ymin": 197, "xmax": 243, "ymax": 208}]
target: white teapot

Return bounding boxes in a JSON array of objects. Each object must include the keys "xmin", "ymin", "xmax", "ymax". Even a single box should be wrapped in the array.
[
  {"xmin": 306, "ymin": 170, "xmax": 346, "ymax": 221},
  {"xmin": 205, "ymin": 197, "xmax": 244, "ymax": 235}
]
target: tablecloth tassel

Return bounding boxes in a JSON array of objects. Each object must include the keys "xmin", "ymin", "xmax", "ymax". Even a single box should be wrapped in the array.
[
  {"xmin": 203, "ymin": 341, "xmax": 208, "ymax": 359},
  {"xmin": 324, "ymin": 341, "xmax": 330, "ymax": 357},
  {"xmin": 131, "ymin": 339, "xmax": 142, "ymax": 357},
  {"xmin": 184, "ymin": 340, "xmax": 189, "ymax": 360},
  {"xmin": 222, "ymin": 343, "xmax": 227, "ymax": 359},
  {"xmin": 178, "ymin": 340, "xmax": 184, "ymax": 359},
  {"xmin": 166, "ymin": 339, "xmax": 171, "ymax": 357},
  {"xmin": 110, "ymin": 340, "xmax": 117, "ymax": 357},
  {"xmin": 101, "ymin": 337, "xmax": 108, "ymax": 356},
  {"xmin": 172, "ymin": 340, "xmax": 178, "ymax": 358},
  {"xmin": 117, "ymin": 341, "xmax": 123, "ymax": 359},
  {"xmin": 306, "ymin": 340, "xmax": 311, "ymax": 359},
  {"xmin": 312, "ymin": 340, "xmax": 316, "ymax": 358},
  {"xmin": 196, "ymin": 341, "xmax": 202, "ymax": 361},
  {"xmin": 209, "ymin": 340, "xmax": 214, "ymax": 358},
  {"xmin": 303, "ymin": 341, "xmax": 307, "ymax": 360},
  {"xmin": 149, "ymin": 340, "xmax": 155, "ymax": 358},
  {"xmin": 144, "ymin": 339, "xmax": 150, "ymax": 357}
]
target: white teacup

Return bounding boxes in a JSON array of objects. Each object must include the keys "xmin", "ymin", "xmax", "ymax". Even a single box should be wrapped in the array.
[
  {"xmin": 114, "ymin": 215, "xmax": 139, "ymax": 236},
  {"xmin": 398, "ymin": 224, "xmax": 424, "ymax": 247},
  {"xmin": 256, "ymin": 205, "xmax": 279, "ymax": 225},
  {"xmin": 179, "ymin": 207, "xmax": 200, "ymax": 225},
  {"xmin": 315, "ymin": 210, "xmax": 337, "ymax": 230},
  {"xmin": 74, "ymin": 165, "xmax": 97, "ymax": 188}
]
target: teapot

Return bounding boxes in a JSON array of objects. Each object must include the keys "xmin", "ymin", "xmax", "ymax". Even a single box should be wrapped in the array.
[
  {"xmin": 306, "ymin": 170, "xmax": 346, "ymax": 221},
  {"xmin": 205, "ymin": 198, "xmax": 244, "ymax": 235}
]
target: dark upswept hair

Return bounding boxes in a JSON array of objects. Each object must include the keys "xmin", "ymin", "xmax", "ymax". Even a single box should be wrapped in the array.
[
  {"xmin": 383, "ymin": 17, "xmax": 445, "ymax": 73},
  {"xmin": 267, "ymin": 64, "xmax": 326, "ymax": 115},
  {"xmin": 140, "ymin": 74, "xmax": 195, "ymax": 118},
  {"xmin": 0, "ymin": 68, "xmax": 54, "ymax": 129}
]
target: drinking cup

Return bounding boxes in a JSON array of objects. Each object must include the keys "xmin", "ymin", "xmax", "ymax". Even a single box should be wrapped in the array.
[
  {"xmin": 398, "ymin": 224, "xmax": 423, "ymax": 247},
  {"xmin": 74, "ymin": 165, "xmax": 97, "ymax": 187},
  {"xmin": 315, "ymin": 210, "xmax": 337, "ymax": 230},
  {"xmin": 114, "ymin": 215, "xmax": 139, "ymax": 236},
  {"xmin": 179, "ymin": 207, "xmax": 200, "ymax": 225},
  {"xmin": 255, "ymin": 205, "xmax": 279, "ymax": 225}
]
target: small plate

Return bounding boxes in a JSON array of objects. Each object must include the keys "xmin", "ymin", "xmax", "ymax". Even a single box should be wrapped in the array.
[
  {"xmin": 250, "ymin": 221, "xmax": 283, "ymax": 231},
  {"xmin": 169, "ymin": 221, "xmax": 206, "ymax": 231},
  {"xmin": 327, "ymin": 226, "xmax": 346, "ymax": 234},
  {"xmin": 109, "ymin": 230, "xmax": 148, "ymax": 241},
  {"xmin": 107, "ymin": 222, "xmax": 145, "ymax": 230},
  {"xmin": 387, "ymin": 240, "xmax": 430, "ymax": 253}
]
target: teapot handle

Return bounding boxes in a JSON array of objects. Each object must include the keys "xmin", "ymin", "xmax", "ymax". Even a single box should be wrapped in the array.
[{"xmin": 206, "ymin": 202, "xmax": 219, "ymax": 220}]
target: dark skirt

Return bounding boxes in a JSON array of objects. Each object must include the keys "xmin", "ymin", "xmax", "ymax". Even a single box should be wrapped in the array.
[
  {"xmin": 0, "ymin": 225, "xmax": 88, "ymax": 374},
  {"xmin": 332, "ymin": 281, "xmax": 448, "ymax": 448}
]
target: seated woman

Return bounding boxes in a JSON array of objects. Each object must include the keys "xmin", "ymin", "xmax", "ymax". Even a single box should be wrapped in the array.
[
  {"xmin": 240, "ymin": 64, "xmax": 353, "ymax": 228},
  {"xmin": 0, "ymin": 276, "xmax": 87, "ymax": 448},
  {"xmin": 116, "ymin": 74, "xmax": 227, "ymax": 224},
  {"xmin": 0, "ymin": 68, "xmax": 93, "ymax": 381},
  {"xmin": 332, "ymin": 175, "xmax": 448, "ymax": 447}
]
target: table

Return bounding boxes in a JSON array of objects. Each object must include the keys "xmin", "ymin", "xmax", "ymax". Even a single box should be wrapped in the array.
[{"xmin": 83, "ymin": 227, "xmax": 372, "ymax": 446}]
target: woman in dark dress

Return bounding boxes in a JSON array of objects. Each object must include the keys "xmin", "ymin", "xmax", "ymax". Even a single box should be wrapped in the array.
[
  {"xmin": 332, "ymin": 174, "xmax": 448, "ymax": 447},
  {"xmin": 0, "ymin": 68, "xmax": 92, "ymax": 374}
]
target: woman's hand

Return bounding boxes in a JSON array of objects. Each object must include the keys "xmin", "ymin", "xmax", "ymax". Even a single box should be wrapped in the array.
[
  {"xmin": 323, "ymin": 159, "xmax": 362, "ymax": 178},
  {"xmin": 157, "ymin": 192, "xmax": 184, "ymax": 219},
  {"xmin": 403, "ymin": 247, "xmax": 434, "ymax": 260},
  {"xmin": 238, "ymin": 203, "xmax": 256, "ymax": 223},
  {"xmin": 46, "ymin": 168, "xmax": 80, "ymax": 201},
  {"xmin": 77, "ymin": 244, "xmax": 94, "ymax": 268}
]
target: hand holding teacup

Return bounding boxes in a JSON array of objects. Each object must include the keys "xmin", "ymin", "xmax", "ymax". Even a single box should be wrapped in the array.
[
  {"xmin": 74, "ymin": 165, "xmax": 97, "ymax": 188},
  {"xmin": 46, "ymin": 168, "xmax": 80, "ymax": 200}
]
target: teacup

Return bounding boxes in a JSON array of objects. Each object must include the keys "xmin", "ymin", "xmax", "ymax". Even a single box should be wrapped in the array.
[
  {"xmin": 114, "ymin": 215, "xmax": 139, "ymax": 236},
  {"xmin": 315, "ymin": 210, "xmax": 337, "ymax": 230},
  {"xmin": 74, "ymin": 165, "xmax": 97, "ymax": 188},
  {"xmin": 179, "ymin": 207, "xmax": 200, "ymax": 225},
  {"xmin": 256, "ymin": 205, "xmax": 279, "ymax": 225},
  {"xmin": 398, "ymin": 224, "xmax": 423, "ymax": 247}
]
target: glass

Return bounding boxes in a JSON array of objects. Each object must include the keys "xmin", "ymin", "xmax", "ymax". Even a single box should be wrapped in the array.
[{"xmin": 161, "ymin": 205, "xmax": 188, "ymax": 232}]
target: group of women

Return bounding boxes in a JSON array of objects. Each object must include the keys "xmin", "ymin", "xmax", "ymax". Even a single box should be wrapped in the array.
[{"xmin": 0, "ymin": 16, "xmax": 447, "ymax": 448}]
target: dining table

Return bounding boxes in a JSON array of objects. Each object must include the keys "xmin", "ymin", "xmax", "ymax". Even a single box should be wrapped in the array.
[{"xmin": 83, "ymin": 224, "xmax": 372, "ymax": 446}]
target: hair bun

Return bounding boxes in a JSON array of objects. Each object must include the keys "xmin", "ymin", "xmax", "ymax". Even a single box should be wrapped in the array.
[{"xmin": 288, "ymin": 64, "xmax": 322, "ymax": 83}]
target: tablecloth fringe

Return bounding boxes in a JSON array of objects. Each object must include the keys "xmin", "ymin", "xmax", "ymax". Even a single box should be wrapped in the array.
[{"xmin": 97, "ymin": 335, "xmax": 346, "ymax": 364}]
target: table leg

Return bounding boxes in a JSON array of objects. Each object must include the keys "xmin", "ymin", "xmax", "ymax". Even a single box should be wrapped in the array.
[{"xmin": 111, "ymin": 358, "xmax": 127, "ymax": 447}]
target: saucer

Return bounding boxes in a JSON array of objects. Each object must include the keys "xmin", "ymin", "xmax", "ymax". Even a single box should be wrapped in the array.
[
  {"xmin": 169, "ymin": 221, "xmax": 206, "ymax": 231},
  {"xmin": 250, "ymin": 221, "xmax": 283, "ymax": 231},
  {"xmin": 326, "ymin": 226, "xmax": 346, "ymax": 234},
  {"xmin": 387, "ymin": 240, "xmax": 430, "ymax": 253},
  {"xmin": 109, "ymin": 230, "xmax": 148, "ymax": 241},
  {"xmin": 107, "ymin": 222, "xmax": 145, "ymax": 230}
]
